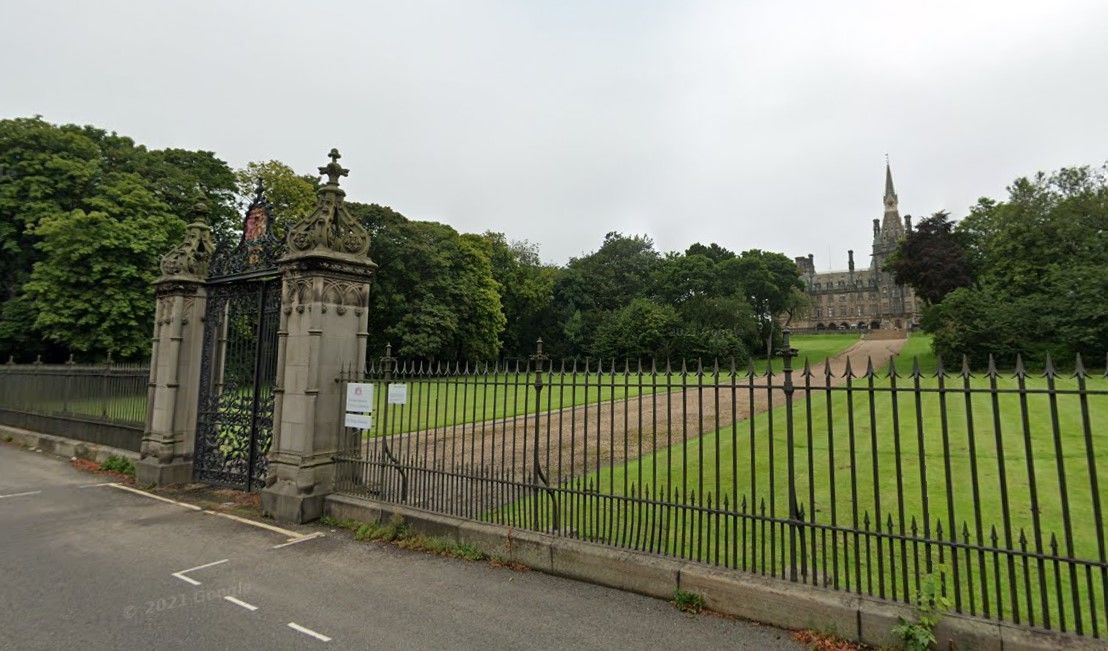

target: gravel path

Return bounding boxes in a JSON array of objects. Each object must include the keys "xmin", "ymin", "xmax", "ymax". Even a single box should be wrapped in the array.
[{"xmin": 352, "ymin": 337, "xmax": 907, "ymax": 508}]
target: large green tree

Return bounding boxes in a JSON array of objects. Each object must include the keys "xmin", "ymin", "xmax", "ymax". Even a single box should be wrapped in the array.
[
  {"xmin": 23, "ymin": 174, "xmax": 184, "ymax": 358},
  {"xmin": 885, "ymin": 211, "xmax": 974, "ymax": 305},
  {"xmin": 477, "ymin": 232, "xmax": 556, "ymax": 357},
  {"xmin": 348, "ymin": 202, "xmax": 505, "ymax": 360},
  {"xmin": 0, "ymin": 117, "xmax": 237, "ymax": 360},
  {"xmin": 927, "ymin": 164, "xmax": 1108, "ymax": 364}
]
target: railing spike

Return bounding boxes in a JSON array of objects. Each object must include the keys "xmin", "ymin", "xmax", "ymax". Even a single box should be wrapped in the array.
[
  {"xmin": 823, "ymin": 356, "xmax": 833, "ymax": 379},
  {"xmin": 986, "ymin": 354, "xmax": 998, "ymax": 378},
  {"xmin": 1073, "ymin": 353, "xmax": 1086, "ymax": 379},
  {"xmin": 911, "ymin": 355, "xmax": 922, "ymax": 379},
  {"xmin": 887, "ymin": 354, "xmax": 898, "ymax": 379},
  {"xmin": 1014, "ymin": 353, "xmax": 1027, "ymax": 379},
  {"xmin": 934, "ymin": 354, "xmax": 946, "ymax": 378},
  {"xmin": 801, "ymin": 357, "xmax": 812, "ymax": 378},
  {"xmin": 960, "ymin": 354, "xmax": 972, "ymax": 379},
  {"xmin": 842, "ymin": 356, "xmax": 854, "ymax": 379},
  {"xmin": 1042, "ymin": 352, "xmax": 1056, "ymax": 379},
  {"xmin": 864, "ymin": 355, "xmax": 875, "ymax": 378}
]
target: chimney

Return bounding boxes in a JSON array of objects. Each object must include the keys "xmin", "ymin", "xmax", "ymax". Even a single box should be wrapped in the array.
[
  {"xmin": 848, "ymin": 250, "xmax": 855, "ymax": 272},
  {"xmin": 904, "ymin": 215, "xmax": 913, "ymax": 233}
]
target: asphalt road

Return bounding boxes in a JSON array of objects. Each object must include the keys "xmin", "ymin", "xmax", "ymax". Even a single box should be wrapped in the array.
[{"xmin": 0, "ymin": 443, "xmax": 800, "ymax": 650}]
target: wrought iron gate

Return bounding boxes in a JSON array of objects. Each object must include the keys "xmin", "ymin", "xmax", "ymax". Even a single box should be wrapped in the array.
[{"xmin": 193, "ymin": 186, "xmax": 283, "ymax": 490}]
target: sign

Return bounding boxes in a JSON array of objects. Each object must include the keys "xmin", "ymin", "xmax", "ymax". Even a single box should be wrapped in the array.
[
  {"xmin": 344, "ymin": 413, "xmax": 373, "ymax": 429},
  {"xmin": 345, "ymin": 383, "xmax": 374, "ymax": 413},
  {"xmin": 387, "ymin": 383, "xmax": 408, "ymax": 405}
]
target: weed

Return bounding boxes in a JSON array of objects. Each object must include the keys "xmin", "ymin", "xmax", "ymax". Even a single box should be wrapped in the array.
[
  {"xmin": 2, "ymin": 435, "xmax": 12, "ymax": 443},
  {"xmin": 892, "ymin": 571, "xmax": 951, "ymax": 651},
  {"xmin": 672, "ymin": 590, "xmax": 705, "ymax": 614},
  {"xmin": 354, "ymin": 523, "xmax": 376, "ymax": 541},
  {"xmin": 793, "ymin": 630, "xmax": 869, "ymax": 651},
  {"xmin": 454, "ymin": 542, "xmax": 486, "ymax": 561},
  {"xmin": 100, "ymin": 455, "xmax": 135, "ymax": 476}
]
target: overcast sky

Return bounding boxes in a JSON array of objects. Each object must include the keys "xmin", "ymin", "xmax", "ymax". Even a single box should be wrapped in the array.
[{"xmin": 2, "ymin": 1, "xmax": 1105, "ymax": 269}]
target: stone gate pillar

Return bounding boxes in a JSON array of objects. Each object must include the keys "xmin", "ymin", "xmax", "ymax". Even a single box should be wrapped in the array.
[
  {"xmin": 261, "ymin": 149, "xmax": 376, "ymax": 523},
  {"xmin": 136, "ymin": 208, "xmax": 215, "ymax": 486}
]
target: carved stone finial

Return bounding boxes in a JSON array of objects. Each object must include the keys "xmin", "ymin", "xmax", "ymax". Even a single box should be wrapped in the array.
[
  {"xmin": 160, "ymin": 220, "xmax": 216, "ymax": 278},
  {"xmin": 319, "ymin": 148, "xmax": 349, "ymax": 187},
  {"xmin": 285, "ymin": 149, "xmax": 371, "ymax": 260}
]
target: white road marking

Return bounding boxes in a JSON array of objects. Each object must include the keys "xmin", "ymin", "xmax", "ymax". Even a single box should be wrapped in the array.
[
  {"xmin": 107, "ymin": 483, "xmax": 203, "ymax": 510},
  {"xmin": 204, "ymin": 510, "xmax": 301, "ymax": 538},
  {"xmin": 223, "ymin": 595, "xmax": 258, "ymax": 611},
  {"xmin": 272, "ymin": 532, "xmax": 325, "ymax": 549},
  {"xmin": 0, "ymin": 490, "xmax": 42, "ymax": 499},
  {"xmin": 78, "ymin": 482, "xmax": 114, "ymax": 488},
  {"xmin": 171, "ymin": 558, "xmax": 229, "ymax": 586},
  {"xmin": 288, "ymin": 622, "xmax": 331, "ymax": 642}
]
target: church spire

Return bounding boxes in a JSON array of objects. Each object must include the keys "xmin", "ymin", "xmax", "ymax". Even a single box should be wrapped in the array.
[
  {"xmin": 881, "ymin": 156, "xmax": 904, "ymax": 240},
  {"xmin": 884, "ymin": 156, "xmax": 896, "ymax": 202}
]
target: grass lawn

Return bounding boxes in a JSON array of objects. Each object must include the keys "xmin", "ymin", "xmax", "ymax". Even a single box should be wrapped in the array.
[
  {"xmin": 502, "ymin": 334, "xmax": 1108, "ymax": 634},
  {"xmin": 363, "ymin": 334, "xmax": 861, "ymax": 436},
  {"xmin": 20, "ymin": 394, "xmax": 147, "ymax": 427}
]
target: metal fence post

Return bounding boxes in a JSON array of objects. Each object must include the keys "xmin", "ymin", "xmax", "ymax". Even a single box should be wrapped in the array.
[
  {"xmin": 530, "ymin": 338, "xmax": 558, "ymax": 532},
  {"xmin": 778, "ymin": 329, "xmax": 800, "ymax": 582}
]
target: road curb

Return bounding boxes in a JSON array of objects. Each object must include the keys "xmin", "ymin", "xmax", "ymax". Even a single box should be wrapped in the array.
[
  {"xmin": 324, "ymin": 493, "xmax": 1101, "ymax": 651},
  {"xmin": 0, "ymin": 424, "xmax": 138, "ymax": 465}
]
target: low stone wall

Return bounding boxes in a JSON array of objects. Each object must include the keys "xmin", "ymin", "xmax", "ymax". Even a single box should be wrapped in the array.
[
  {"xmin": 326, "ymin": 493, "xmax": 1099, "ymax": 651},
  {"xmin": 0, "ymin": 409, "xmax": 142, "ymax": 452},
  {"xmin": 0, "ymin": 423, "xmax": 140, "ymax": 464}
]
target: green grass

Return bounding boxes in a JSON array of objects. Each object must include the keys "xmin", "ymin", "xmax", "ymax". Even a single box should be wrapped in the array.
[
  {"xmin": 503, "ymin": 334, "xmax": 1108, "ymax": 634},
  {"xmin": 364, "ymin": 334, "xmax": 860, "ymax": 437}
]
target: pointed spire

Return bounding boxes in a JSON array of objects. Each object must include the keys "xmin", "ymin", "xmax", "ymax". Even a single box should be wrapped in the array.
[{"xmin": 884, "ymin": 157, "xmax": 896, "ymax": 201}]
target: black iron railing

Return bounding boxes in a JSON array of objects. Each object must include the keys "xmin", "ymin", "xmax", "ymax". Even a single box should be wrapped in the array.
[
  {"xmin": 0, "ymin": 359, "xmax": 149, "ymax": 427},
  {"xmin": 334, "ymin": 335, "xmax": 1108, "ymax": 639},
  {"xmin": 0, "ymin": 360, "xmax": 149, "ymax": 450}
]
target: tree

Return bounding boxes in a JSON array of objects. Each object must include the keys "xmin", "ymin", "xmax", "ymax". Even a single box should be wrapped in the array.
[
  {"xmin": 0, "ymin": 116, "xmax": 238, "ymax": 360},
  {"xmin": 719, "ymin": 249, "xmax": 804, "ymax": 348},
  {"xmin": 885, "ymin": 211, "xmax": 974, "ymax": 305},
  {"xmin": 927, "ymin": 164, "xmax": 1108, "ymax": 364},
  {"xmin": 477, "ymin": 232, "xmax": 556, "ymax": 356},
  {"xmin": 23, "ymin": 173, "xmax": 184, "ymax": 358},
  {"xmin": 347, "ymin": 202, "xmax": 506, "ymax": 360},
  {"xmin": 592, "ymin": 298, "xmax": 678, "ymax": 360}
]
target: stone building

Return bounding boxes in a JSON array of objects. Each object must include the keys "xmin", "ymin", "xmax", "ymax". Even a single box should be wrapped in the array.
[{"xmin": 790, "ymin": 163, "xmax": 921, "ymax": 332}]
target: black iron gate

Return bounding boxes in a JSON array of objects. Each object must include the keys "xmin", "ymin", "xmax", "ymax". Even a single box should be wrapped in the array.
[{"xmin": 193, "ymin": 186, "xmax": 284, "ymax": 490}]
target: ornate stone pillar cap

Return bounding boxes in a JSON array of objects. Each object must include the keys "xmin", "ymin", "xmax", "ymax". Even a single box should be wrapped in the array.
[
  {"xmin": 157, "ymin": 201, "xmax": 216, "ymax": 286},
  {"xmin": 283, "ymin": 149, "xmax": 375, "ymax": 269}
]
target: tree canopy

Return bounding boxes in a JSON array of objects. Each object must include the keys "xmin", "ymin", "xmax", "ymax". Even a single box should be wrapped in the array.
[
  {"xmin": 921, "ymin": 165, "xmax": 1107, "ymax": 365},
  {"xmin": 0, "ymin": 117, "xmax": 238, "ymax": 360},
  {"xmin": 885, "ymin": 211, "xmax": 974, "ymax": 305}
]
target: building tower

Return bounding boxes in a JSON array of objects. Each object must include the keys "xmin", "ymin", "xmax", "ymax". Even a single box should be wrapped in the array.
[{"xmin": 871, "ymin": 160, "xmax": 908, "ymax": 321}]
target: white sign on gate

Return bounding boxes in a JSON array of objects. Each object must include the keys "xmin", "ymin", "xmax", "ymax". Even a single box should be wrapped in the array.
[
  {"xmin": 344, "ymin": 413, "xmax": 373, "ymax": 429},
  {"xmin": 345, "ymin": 382, "xmax": 374, "ymax": 413},
  {"xmin": 387, "ymin": 383, "xmax": 408, "ymax": 405}
]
